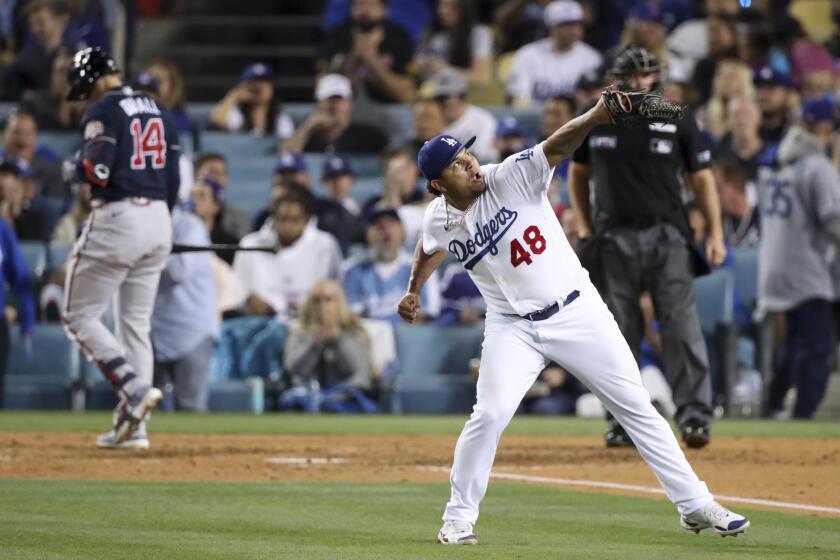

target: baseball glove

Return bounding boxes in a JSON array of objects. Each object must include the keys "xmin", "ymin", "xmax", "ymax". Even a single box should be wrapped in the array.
[{"xmin": 601, "ymin": 87, "xmax": 684, "ymax": 126}]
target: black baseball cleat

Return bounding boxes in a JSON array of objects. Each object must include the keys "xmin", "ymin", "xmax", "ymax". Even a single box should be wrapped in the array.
[
  {"xmin": 681, "ymin": 420, "xmax": 710, "ymax": 449},
  {"xmin": 604, "ymin": 423, "xmax": 635, "ymax": 448}
]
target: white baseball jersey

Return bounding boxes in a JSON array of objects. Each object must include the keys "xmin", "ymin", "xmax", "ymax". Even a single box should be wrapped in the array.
[{"xmin": 422, "ymin": 142, "xmax": 585, "ymax": 316}]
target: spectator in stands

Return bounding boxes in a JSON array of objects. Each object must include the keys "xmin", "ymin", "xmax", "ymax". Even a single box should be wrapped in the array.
[
  {"xmin": 273, "ymin": 152, "xmax": 311, "ymax": 190},
  {"xmin": 407, "ymin": 97, "xmax": 446, "ymax": 156},
  {"xmin": 715, "ymin": 158, "xmax": 759, "ymax": 248},
  {"xmin": 0, "ymin": 212, "xmax": 35, "ymax": 409},
  {"xmin": 19, "ymin": 47, "xmax": 81, "ymax": 131},
  {"xmin": 151, "ymin": 207, "xmax": 219, "ymax": 413},
  {"xmin": 145, "ymin": 58, "xmax": 192, "ymax": 137},
  {"xmin": 758, "ymin": 97, "xmax": 840, "ymax": 419},
  {"xmin": 208, "ymin": 63, "xmax": 295, "ymax": 140},
  {"xmin": 363, "ymin": 146, "xmax": 427, "ymax": 246},
  {"xmin": 189, "ymin": 178, "xmax": 240, "ymax": 265},
  {"xmin": 435, "ymin": 261, "xmax": 484, "ymax": 326},
  {"xmin": 2, "ymin": 0, "xmax": 69, "ymax": 100},
  {"xmin": 753, "ymin": 65, "xmax": 793, "ymax": 145},
  {"xmin": 667, "ymin": 0, "xmax": 741, "ymax": 85},
  {"xmin": 194, "ymin": 153, "xmax": 251, "ymax": 240},
  {"xmin": 573, "ymin": 67, "xmax": 603, "ymax": 110},
  {"xmin": 493, "ymin": 0, "xmax": 551, "ymax": 55},
  {"xmin": 1, "ymin": 111, "xmax": 66, "ymax": 203},
  {"xmin": 775, "ymin": 15, "xmax": 839, "ymax": 96},
  {"xmin": 415, "ymin": 0, "xmax": 492, "ymax": 85},
  {"xmin": 0, "ymin": 159, "xmax": 59, "ymax": 242},
  {"xmin": 691, "ymin": 15, "xmax": 739, "ymax": 106},
  {"xmin": 319, "ymin": 0, "xmax": 416, "ymax": 103},
  {"xmin": 506, "ymin": 0, "xmax": 602, "ymax": 106},
  {"xmin": 52, "ymin": 182, "xmax": 91, "ymax": 243},
  {"xmin": 522, "ymin": 363, "xmax": 586, "ymax": 415},
  {"xmin": 715, "ymin": 97, "xmax": 765, "ymax": 181},
  {"xmin": 283, "ymin": 279, "xmax": 376, "ymax": 412},
  {"xmin": 702, "ymin": 60, "xmax": 755, "ymax": 141},
  {"xmin": 233, "ymin": 187, "xmax": 342, "ymax": 320},
  {"xmin": 343, "ymin": 205, "xmax": 440, "ymax": 323},
  {"xmin": 494, "ymin": 116, "xmax": 528, "ymax": 162},
  {"xmin": 282, "ymin": 74, "xmax": 388, "ymax": 154},
  {"xmin": 322, "ymin": 153, "xmax": 359, "ymax": 216},
  {"xmin": 419, "ymin": 68, "xmax": 497, "ymax": 162},
  {"xmin": 613, "ymin": 4, "xmax": 669, "ymax": 76},
  {"xmin": 538, "ymin": 95, "xmax": 575, "ymax": 142}
]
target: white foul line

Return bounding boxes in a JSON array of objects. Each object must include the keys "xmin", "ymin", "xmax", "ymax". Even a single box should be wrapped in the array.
[{"xmin": 417, "ymin": 466, "xmax": 840, "ymax": 515}]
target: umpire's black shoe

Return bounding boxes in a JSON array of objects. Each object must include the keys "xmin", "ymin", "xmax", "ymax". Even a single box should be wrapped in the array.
[
  {"xmin": 681, "ymin": 420, "xmax": 710, "ymax": 449},
  {"xmin": 604, "ymin": 423, "xmax": 635, "ymax": 448}
]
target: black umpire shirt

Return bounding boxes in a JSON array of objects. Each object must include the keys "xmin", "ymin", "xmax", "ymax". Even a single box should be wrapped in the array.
[{"xmin": 572, "ymin": 106, "xmax": 712, "ymax": 220}]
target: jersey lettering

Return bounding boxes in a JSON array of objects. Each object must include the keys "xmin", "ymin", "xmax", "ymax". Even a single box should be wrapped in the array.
[
  {"xmin": 765, "ymin": 178, "xmax": 792, "ymax": 218},
  {"xmin": 510, "ymin": 225, "xmax": 547, "ymax": 268},
  {"xmin": 129, "ymin": 117, "xmax": 167, "ymax": 170},
  {"xmin": 515, "ymin": 148, "xmax": 534, "ymax": 162},
  {"xmin": 448, "ymin": 207, "xmax": 519, "ymax": 270}
]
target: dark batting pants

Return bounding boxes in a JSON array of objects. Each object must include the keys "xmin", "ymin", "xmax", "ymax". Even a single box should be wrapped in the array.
[
  {"xmin": 769, "ymin": 299, "xmax": 834, "ymax": 419},
  {"xmin": 598, "ymin": 224, "xmax": 713, "ymax": 428}
]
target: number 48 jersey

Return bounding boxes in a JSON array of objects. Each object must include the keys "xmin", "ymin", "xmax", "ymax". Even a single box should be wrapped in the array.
[
  {"xmin": 77, "ymin": 86, "xmax": 180, "ymax": 207},
  {"xmin": 422, "ymin": 142, "xmax": 585, "ymax": 316}
]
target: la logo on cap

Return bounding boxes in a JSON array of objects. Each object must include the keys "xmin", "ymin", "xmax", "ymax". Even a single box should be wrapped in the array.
[{"xmin": 441, "ymin": 137, "xmax": 458, "ymax": 147}]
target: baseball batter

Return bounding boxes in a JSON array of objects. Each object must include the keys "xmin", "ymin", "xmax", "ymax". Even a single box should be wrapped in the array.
[
  {"xmin": 398, "ymin": 94, "xmax": 749, "ymax": 544},
  {"xmin": 62, "ymin": 48, "xmax": 180, "ymax": 448}
]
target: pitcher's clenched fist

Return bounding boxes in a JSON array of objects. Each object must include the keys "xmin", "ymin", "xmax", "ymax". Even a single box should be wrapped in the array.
[{"xmin": 398, "ymin": 293, "xmax": 421, "ymax": 323}]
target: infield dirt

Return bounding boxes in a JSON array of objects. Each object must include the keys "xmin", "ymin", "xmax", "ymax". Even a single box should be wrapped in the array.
[{"xmin": 1, "ymin": 433, "xmax": 838, "ymax": 516}]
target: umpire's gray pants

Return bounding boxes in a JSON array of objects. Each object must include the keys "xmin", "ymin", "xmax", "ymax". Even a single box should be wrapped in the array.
[
  {"xmin": 598, "ymin": 223, "xmax": 713, "ymax": 427},
  {"xmin": 63, "ymin": 199, "xmax": 172, "ymax": 388}
]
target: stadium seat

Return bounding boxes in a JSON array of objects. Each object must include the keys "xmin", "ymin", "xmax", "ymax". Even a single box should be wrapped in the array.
[
  {"xmin": 730, "ymin": 246, "xmax": 759, "ymax": 306},
  {"xmin": 200, "ymin": 132, "xmax": 277, "ymax": 156},
  {"xmin": 18, "ymin": 241, "xmax": 48, "ymax": 281},
  {"xmin": 390, "ymin": 374, "xmax": 476, "ymax": 414},
  {"xmin": 208, "ymin": 379, "xmax": 264, "ymax": 412},
  {"xmin": 7, "ymin": 324, "xmax": 79, "ymax": 378},
  {"xmin": 394, "ymin": 324, "xmax": 483, "ymax": 376},
  {"xmin": 47, "ymin": 242, "xmax": 73, "ymax": 270},
  {"xmin": 4, "ymin": 324, "xmax": 80, "ymax": 410},
  {"xmin": 693, "ymin": 270, "xmax": 738, "ymax": 413},
  {"xmin": 38, "ymin": 133, "xmax": 81, "ymax": 159},
  {"xmin": 209, "ymin": 317, "xmax": 287, "ymax": 381}
]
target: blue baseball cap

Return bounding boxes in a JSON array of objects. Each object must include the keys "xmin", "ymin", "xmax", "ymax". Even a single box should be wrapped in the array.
[
  {"xmin": 195, "ymin": 176, "xmax": 224, "ymax": 201},
  {"xmin": 753, "ymin": 65, "xmax": 793, "ymax": 89},
  {"xmin": 131, "ymin": 71, "xmax": 160, "ymax": 94},
  {"xmin": 274, "ymin": 152, "xmax": 308, "ymax": 174},
  {"xmin": 802, "ymin": 96, "xmax": 837, "ymax": 124},
  {"xmin": 323, "ymin": 154, "xmax": 354, "ymax": 178},
  {"xmin": 239, "ymin": 63, "xmax": 274, "ymax": 83},
  {"xmin": 496, "ymin": 116, "xmax": 524, "ymax": 138},
  {"xmin": 417, "ymin": 134, "xmax": 476, "ymax": 182}
]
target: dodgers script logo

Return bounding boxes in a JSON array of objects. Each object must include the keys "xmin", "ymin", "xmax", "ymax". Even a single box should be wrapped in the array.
[{"xmin": 449, "ymin": 207, "xmax": 518, "ymax": 270}]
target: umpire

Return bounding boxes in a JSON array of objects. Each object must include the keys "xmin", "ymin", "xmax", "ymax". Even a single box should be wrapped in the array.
[{"xmin": 569, "ymin": 46, "xmax": 726, "ymax": 449}]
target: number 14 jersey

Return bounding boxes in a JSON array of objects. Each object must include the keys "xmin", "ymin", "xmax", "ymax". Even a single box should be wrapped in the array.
[
  {"xmin": 78, "ymin": 86, "xmax": 181, "ymax": 207},
  {"xmin": 422, "ymin": 142, "xmax": 585, "ymax": 316}
]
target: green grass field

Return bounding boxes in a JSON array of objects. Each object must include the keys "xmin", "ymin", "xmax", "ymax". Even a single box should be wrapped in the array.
[{"xmin": 1, "ymin": 413, "xmax": 839, "ymax": 560}]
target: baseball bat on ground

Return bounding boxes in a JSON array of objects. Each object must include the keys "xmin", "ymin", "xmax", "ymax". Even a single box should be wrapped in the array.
[{"xmin": 171, "ymin": 243, "xmax": 276, "ymax": 254}]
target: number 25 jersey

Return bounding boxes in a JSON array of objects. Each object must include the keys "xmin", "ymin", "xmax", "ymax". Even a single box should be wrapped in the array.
[
  {"xmin": 78, "ymin": 86, "xmax": 181, "ymax": 207},
  {"xmin": 422, "ymin": 142, "xmax": 585, "ymax": 316}
]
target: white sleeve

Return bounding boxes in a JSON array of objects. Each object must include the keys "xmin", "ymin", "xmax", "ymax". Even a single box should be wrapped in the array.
[
  {"xmin": 490, "ymin": 142, "xmax": 552, "ymax": 200},
  {"xmin": 421, "ymin": 201, "xmax": 442, "ymax": 255}
]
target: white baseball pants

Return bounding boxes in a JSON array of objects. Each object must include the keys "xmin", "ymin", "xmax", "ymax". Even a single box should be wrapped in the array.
[
  {"xmin": 63, "ymin": 199, "xmax": 171, "ymax": 389},
  {"xmin": 443, "ymin": 280, "xmax": 713, "ymax": 522}
]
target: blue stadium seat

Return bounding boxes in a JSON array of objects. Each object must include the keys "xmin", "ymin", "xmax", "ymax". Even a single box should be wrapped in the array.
[
  {"xmin": 693, "ymin": 269, "xmax": 735, "ymax": 332},
  {"xmin": 200, "ymin": 132, "xmax": 277, "ymax": 156},
  {"xmin": 47, "ymin": 242, "xmax": 73, "ymax": 270},
  {"xmin": 390, "ymin": 374, "xmax": 476, "ymax": 414},
  {"xmin": 208, "ymin": 380, "xmax": 263, "ymax": 412},
  {"xmin": 18, "ymin": 241, "xmax": 47, "ymax": 281},
  {"xmin": 4, "ymin": 324, "xmax": 79, "ymax": 410},
  {"xmin": 730, "ymin": 246, "xmax": 759, "ymax": 306},
  {"xmin": 7, "ymin": 324, "xmax": 79, "ymax": 377},
  {"xmin": 395, "ymin": 324, "xmax": 483, "ymax": 376},
  {"xmin": 38, "ymin": 133, "xmax": 81, "ymax": 158}
]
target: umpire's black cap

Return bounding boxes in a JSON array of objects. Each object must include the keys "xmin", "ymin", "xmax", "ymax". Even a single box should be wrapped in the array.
[{"xmin": 66, "ymin": 47, "xmax": 119, "ymax": 101}]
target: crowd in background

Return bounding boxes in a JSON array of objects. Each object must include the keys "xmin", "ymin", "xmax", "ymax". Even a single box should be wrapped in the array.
[{"xmin": 2, "ymin": 0, "xmax": 840, "ymax": 416}]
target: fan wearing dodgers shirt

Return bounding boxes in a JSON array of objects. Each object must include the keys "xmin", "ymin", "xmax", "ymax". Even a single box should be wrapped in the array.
[{"xmin": 398, "ymin": 97, "xmax": 749, "ymax": 544}]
